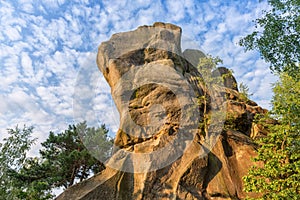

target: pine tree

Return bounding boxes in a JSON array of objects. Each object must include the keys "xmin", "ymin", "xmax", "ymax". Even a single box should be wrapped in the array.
[
  {"xmin": 38, "ymin": 121, "xmax": 113, "ymax": 189},
  {"xmin": 0, "ymin": 122, "xmax": 113, "ymax": 199}
]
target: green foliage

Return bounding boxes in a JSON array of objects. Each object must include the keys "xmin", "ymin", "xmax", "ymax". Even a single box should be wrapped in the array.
[
  {"xmin": 0, "ymin": 126, "xmax": 35, "ymax": 171},
  {"xmin": 224, "ymin": 112, "xmax": 238, "ymax": 131},
  {"xmin": 80, "ymin": 123, "xmax": 114, "ymax": 163},
  {"xmin": 196, "ymin": 55, "xmax": 231, "ymax": 138},
  {"xmin": 243, "ymin": 73, "xmax": 300, "ymax": 199},
  {"xmin": 241, "ymin": 1, "xmax": 300, "ymax": 197},
  {"xmin": 239, "ymin": 0, "xmax": 300, "ymax": 79},
  {"xmin": 238, "ymin": 82, "xmax": 253, "ymax": 102},
  {"xmin": 0, "ymin": 122, "xmax": 113, "ymax": 199},
  {"xmin": 197, "ymin": 55, "xmax": 223, "ymax": 85},
  {"xmin": 38, "ymin": 121, "xmax": 113, "ymax": 189},
  {"xmin": 196, "ymin": 55, "xmax": 223, "ymax": 136},
  {"xmin": 0, "ymin": 125, "xmax": 53, "ymax": 200},
  {"xmin": 272, "ymin": 73, "xmax": 300, "ymax": 125}
]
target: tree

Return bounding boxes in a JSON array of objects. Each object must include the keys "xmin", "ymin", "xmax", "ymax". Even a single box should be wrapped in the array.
[
  {"xmin": 0, "ymin": 125, "xmax": 53, "ymax": 200},
  {"xmin": 38, "ymin": 121, "xmax": 113, "ymax": 189},
  {"xmin": 0, "ymin": 122, "xmax": 114, "ymax": 199},
  {"xmin": 238, "ymin": 82, "xmax": 253, "ymax": 101},
  {"xmin": 196, "ymin": 55, "xmax": 223, "ymax": 136},
  {"xmin": 239, "ymin": 0, "xmax": 300, "ymax": 79},
  {"xmin": 243, "ymin": 73, "xmax": 300, "ymax": 199},
  {"xmin": 240, "ymin": 1, "xmax": 300, "ymax": 198}
]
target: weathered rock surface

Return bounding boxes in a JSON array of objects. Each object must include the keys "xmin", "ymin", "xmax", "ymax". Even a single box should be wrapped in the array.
[{"xmin": 57, "ymin": 22, "xmax": 268, "ymax": 200}]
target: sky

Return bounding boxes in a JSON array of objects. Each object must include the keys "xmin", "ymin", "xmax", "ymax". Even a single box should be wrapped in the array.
[{"xmin": 0, "ymin": 0, "xmax": 277, "ymax": 149}]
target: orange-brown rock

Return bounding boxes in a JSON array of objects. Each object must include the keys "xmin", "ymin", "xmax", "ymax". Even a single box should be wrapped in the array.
[{"xmin": 57, "ymin": 22, "xmax": 267, "ymax": 200}]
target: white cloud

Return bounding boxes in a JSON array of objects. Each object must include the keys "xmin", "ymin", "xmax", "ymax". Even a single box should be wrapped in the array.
[
  {"xmin": 5, "ymin": 26, "xmax": 22, "ymax": 41},
  {"xmin": 136, "ymin": 8, "xmax": 158, "ymax": 26},
  {"xmin": 165, "ymin": 0, "xmax": 185, "ymax": 22},
  {"xmin": 41, "ymin": 0, "xmax": 63, "ymax": 9},
  {"xmin": 21, "ymin": 52, "xmax": 34, "ymax": 77},
  {"xmin": 18, "ymin": 0, "xmax": 35, "ymax": 13}
]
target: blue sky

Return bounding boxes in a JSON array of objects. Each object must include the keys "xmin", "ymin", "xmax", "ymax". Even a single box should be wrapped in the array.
[{"xmin": 0, "ymin": 0, "xmax": 277, "ymax": 147}]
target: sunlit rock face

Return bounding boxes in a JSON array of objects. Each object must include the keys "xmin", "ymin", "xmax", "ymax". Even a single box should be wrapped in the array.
[{"xmin": 57, "ymin": 22, "xmax": 268, "ymax": 200}]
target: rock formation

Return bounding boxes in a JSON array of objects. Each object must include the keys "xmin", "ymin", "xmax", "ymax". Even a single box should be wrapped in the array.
[{"xmin": 57, "ymin": 22, "xmax": 268, "ymax": 200}]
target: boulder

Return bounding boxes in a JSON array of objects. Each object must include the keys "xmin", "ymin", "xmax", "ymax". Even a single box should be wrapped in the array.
[{"xmin": 57, "ymin": 22, "xmax": 268, "ymax": 200}]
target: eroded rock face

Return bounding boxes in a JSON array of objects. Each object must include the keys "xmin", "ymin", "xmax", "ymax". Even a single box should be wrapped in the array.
[{"xmin": 57, "ymin": 22, "xmax": 267, "ymax": 200}]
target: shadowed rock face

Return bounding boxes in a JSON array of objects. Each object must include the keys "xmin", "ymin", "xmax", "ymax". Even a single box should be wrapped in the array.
[
  {"xmin": 213, "ymin": 67, "xmax": 239, "ymax": 91},
  {"xmin": 57, "ymin": 22, "xmax": 267, "ymax": 200}
]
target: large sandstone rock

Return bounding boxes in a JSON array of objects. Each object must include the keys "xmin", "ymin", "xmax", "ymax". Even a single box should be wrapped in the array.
[{"xmin": 57, "ymin": 22, "xmax": 267, "ymax": 200}]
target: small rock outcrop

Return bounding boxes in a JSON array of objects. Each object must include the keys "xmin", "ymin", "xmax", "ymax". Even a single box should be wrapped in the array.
[{"xmin": 57, "ymin": 22, "xmax": 268, "ymax": 200}]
